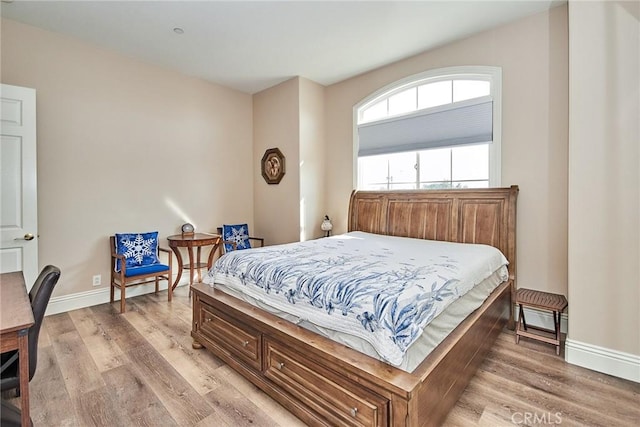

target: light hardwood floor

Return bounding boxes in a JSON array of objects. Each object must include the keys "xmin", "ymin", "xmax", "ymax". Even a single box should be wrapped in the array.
[{"xmin": 4, "ymin": 286, "xmax": 639, "ymax": 426}]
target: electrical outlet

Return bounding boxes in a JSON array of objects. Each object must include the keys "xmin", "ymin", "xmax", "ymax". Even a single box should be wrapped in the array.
[{"xmin": 92, "ymin": 274, "xmax": 101, "ymax": 287}]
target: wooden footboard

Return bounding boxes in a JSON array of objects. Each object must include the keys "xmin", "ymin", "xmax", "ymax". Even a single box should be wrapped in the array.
[{"xmin": 191, "ymin": 280, "xmax": 511, "ymax": 427}]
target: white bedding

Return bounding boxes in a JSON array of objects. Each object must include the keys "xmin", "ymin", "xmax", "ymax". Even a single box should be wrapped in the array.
[
  {"xmin": 214, "ymin": 269, "xmax": 504, "ymax": 372},
  {"xmin": 205, "ymin": 231, "xmax": 508, "ymax": 367}
]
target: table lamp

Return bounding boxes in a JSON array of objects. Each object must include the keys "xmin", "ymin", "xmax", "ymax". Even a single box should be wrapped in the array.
[{"xmin": 320, "ymin": 215, "xmax": 333, "ymax": 237}]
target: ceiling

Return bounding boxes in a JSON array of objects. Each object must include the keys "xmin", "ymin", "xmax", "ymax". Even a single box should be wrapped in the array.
[{"xmin": 1, "ymin": 1, "xmax": 561, "ymax": 94}]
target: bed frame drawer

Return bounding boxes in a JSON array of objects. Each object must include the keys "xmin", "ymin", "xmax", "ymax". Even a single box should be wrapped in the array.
[
  {"xmin": 264, "ymin": 338, "xmax": 389, "ymax": 427},
  {"xmin": 197, "ymin": 302, "xmax": 261, "ymax": 370}
]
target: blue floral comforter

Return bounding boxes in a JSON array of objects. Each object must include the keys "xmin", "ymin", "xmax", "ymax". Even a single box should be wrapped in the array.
[{"xmin": 204, "ymin": 231, "xmax": 508, "ymax": 366}]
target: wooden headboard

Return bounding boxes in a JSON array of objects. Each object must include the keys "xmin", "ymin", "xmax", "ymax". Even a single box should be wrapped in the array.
[{"xmin": 348, "ymin": 185, "xmax": 518, "ymax": 282}]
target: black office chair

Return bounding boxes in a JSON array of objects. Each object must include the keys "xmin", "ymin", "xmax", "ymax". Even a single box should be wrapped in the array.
[
  {"xmin": 0, "ymin": 265, "xmax": 61, "ymax": 395},
  {"xmin": 0, "ymin": 399, "xmax": 29, "ymax": 427}
]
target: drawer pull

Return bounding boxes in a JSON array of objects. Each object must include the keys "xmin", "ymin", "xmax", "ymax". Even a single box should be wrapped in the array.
[
  {"xmin": 242, "ymin": 340, "xmax": 249, "ymax": 347},
  {"xmin": 277, "ymin": 362, "xmax": 285, "ymax": 370},
  {"xmin": 350, "ymin": 407, "xmax": 358, "ymax": 417},
  {"xmin": 204, "ymin": 318, "xmax": 212, "ymax": 323}
]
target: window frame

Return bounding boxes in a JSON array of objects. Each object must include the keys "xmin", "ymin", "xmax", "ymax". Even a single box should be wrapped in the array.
[{"xmin": 353, "ymin": 66, "xmax": 502, "ymax": 189}]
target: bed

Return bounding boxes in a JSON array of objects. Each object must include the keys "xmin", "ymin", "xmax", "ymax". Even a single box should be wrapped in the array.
[{"xmin": 191, "ymin": 186, "xmax": 518, "ymax": 427}]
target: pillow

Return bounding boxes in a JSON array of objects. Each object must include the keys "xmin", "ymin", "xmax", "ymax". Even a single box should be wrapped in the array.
[
  {"xmin": 114, "ymin": 232, "xmax": 160, "ymax": 272},
  {"xmin": 222, "ymin": 224, "xmax": 251, "ymax": 252}
]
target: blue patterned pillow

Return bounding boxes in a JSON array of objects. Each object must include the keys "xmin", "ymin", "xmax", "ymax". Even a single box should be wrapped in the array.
[
  {"xmin": 114, "ymin": 232, "xmax": 160, "ymax": 272},
  {"xmin": 223, "ymin": 224, "xmax": 251, "ymax": 252}
]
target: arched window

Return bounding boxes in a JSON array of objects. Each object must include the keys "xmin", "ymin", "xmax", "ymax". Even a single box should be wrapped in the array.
[{"xmin": 355, "ymin": 66, "xmax": 501, "ymax": 190}]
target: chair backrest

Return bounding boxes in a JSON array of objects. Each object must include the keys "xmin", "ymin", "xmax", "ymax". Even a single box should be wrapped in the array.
[
  {"xmin": 112, "ymin": 232, "xmax": 161, "ymax": 272},
  {"xmin": 27, "ymin": 265, "xmax": 61, "ymax": 380},
  {"xmin": 220, "ymin": 224, "xmax": 252, "ymax": 252}
]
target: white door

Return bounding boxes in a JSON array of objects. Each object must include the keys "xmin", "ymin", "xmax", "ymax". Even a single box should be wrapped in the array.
[{"xmin": 1, "ymin": 84, "xmax": 38, "ymax": 289}]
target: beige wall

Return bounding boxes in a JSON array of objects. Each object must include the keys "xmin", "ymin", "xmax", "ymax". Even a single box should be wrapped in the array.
[
  {"xmin": 253, "ymin": 77, "xmax": 327, "ymax": 243},
  {"xmin": 299, "ymin": 78, "xmax": 326, "ymax": 241},
  {"xmin": 324, "ymin": 6, "xmax": 569, "ymax": 296},
  {"xmin": 3, "ymin": 2, "xmax": 637, "ymax": 379},
  {"xmin": 1, "ymin": 19, "xmax": 254, "ymax": 297},
  {"xmin": 567, "ymin": 1, "xmax": 639, "ymax": 356},
  {"xmin": 253, "ymin": 78, "xmax": 300, "ymax": 245}
]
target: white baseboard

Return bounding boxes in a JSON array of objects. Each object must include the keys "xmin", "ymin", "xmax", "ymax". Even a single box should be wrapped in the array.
[
  {"xmin": 565, "ymin": 339, "xmax": 640, "ymax": 383},
  {"xmin": 514, "ymin": 304, "xmax": 568, "ymax": 334},
  {"xmin": 515, "ymin": 304, "xmax": 639, "ymax": 383},
  {"xmin": 46, "ymin": 278, "xmax": 190, "ymax": 316}
]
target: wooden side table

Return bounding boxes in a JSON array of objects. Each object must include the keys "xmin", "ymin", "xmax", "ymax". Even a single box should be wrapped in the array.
[
  {"xmin": 167, "ymin": 233, "xmax": 222, "ymax": 291},
  {"xmin": 515, "ymin": 288, "xmax": 568, "ymax": 355}
]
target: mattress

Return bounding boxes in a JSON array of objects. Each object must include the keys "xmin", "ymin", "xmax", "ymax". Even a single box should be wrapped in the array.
[
  {"xmin": 213, "ymin": 269, "xmax": 504, "ymax": 373},
  {"xmin": 205, "ymin": 231, "xmax": 508, "ymax": 368}
]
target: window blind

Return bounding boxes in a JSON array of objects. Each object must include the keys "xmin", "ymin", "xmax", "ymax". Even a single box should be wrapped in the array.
[{"xmin": 357, "ymin": 98, "xmax": 493, "ymax": 157}]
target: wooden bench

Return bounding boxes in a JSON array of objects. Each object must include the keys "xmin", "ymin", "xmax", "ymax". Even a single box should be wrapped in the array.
[{"xmin": 515, "ymin": 288, "xmax": 568, "ymax": 355}]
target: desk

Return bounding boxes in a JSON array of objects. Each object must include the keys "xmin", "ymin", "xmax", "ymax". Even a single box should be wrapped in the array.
[
  {"xmin": 0, "ymin": 271, "xmax": 34, "ymax": 427},
  {"xmin": 167, "ymin": 233, "xmax": 221, "ymax": 289}
]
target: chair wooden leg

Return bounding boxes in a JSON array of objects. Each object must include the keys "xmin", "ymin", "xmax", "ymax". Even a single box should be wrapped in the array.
[
  {"xmin": 110, "ymin": 280, "xmax": 114, "ymax": 303},
  {"xmin": 168, "ymin": 276, "xmax": 173, "ymax": 302},
  {"xmin": 515, "ymin": 303, "xmax": 523, "ymax": 344},
  {"xmin": 120, "ymin": 284, "xmax": 125, "ymax": 313},
  {"xmin": 155, "ymin": 277, "xmax": 159, "ymax": 294},
  {"xmin": 555, "ymin": 310, "xmax": 561, "ymax": 355}
]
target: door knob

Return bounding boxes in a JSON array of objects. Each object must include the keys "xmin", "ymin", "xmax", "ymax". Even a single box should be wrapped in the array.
[{"xmin": 15, "ymin": 233, "xmax": 35, "ymax": 241}]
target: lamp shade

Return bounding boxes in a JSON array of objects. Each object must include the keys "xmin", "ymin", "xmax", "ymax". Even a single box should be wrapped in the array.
[{"xmin": 321, "ymin": 215, "xmax": 333, "ymax": 232}]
